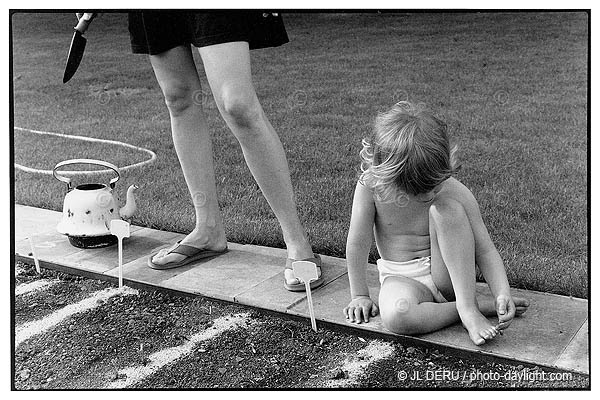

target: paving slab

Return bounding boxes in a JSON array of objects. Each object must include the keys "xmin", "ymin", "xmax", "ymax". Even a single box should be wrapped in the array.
[
  {"xmin": 234, "ymin": 251, "xmax": 348, "ymax": 313},
  {"xmin": 287, "ymin": 264, "xmax": 385, "ymax": 333},
  {"xmin": 420, "ymin": 289, "xmax": 588, "ymax": 369},
  {"xmin": 16, "ymin": 230, "xmax": 87, "ymax": 264},
  {"xmin": 37, "ymin": 225, "xmax": 148, "ymax": 274},
  {"xmin": 104, "ymin": 240, "xmax": 248, "ymax": 287},
  {"xmin": 290, "ymin": 271, "xmax": 589, "ymax": 371},
  {"xmin": 241, "ymin": 244, "xmax": 288, "ymax": 258},
  {"xmin": 105, "ymin": 255, "xmax": 193, "ymax": 287},
  {"xmin": 12, "ymin": 205, "xmax": 590, "ymax": 375},
  {"xmin": 161, "ymin": 249, "xmax": 285, "ymax": 302},
  {"xmin": 553, "ymin": 320, "xmax": 589, "ymax": 373},
  {"xmin": 14, "ymin": 205, "xmax": 62, "ymax": 241}
]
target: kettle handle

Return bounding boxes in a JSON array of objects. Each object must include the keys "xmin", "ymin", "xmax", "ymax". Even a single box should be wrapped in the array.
[{"xmin": 53, "ymin": 159, "xmax": 120, "ymax": 190}]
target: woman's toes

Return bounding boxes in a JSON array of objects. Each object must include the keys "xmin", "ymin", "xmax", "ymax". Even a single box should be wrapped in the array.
[
  {"xmin": 152, "ymin": 251, "xmax": 165, "ymax": 263},
  {"xmin": 284, "ymin": 268, "xmax": 300, "ymax": 285}
]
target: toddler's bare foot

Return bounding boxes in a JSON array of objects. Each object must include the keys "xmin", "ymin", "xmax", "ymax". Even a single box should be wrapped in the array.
[
  {"xmin": 478, "ymin": 296, "xmax": 529, "ymax": 317},
  {"xmin": 512, "ymin": 296, "xmax": 530, "ymax": 316},
  {"xmin": 459, "ymin": 308, "xmax": 499, "ymax": 346}
]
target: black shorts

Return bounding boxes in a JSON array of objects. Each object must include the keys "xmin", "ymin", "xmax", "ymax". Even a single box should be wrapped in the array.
[{"xmin": 128, "ymin": 11, "xmax": 289, "ymax": 55}]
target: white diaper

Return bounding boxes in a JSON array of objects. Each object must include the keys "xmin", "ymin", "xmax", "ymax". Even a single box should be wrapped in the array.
[{"xmin": 377, "ymin": 257, "xmax": 447, "ymax": 303}]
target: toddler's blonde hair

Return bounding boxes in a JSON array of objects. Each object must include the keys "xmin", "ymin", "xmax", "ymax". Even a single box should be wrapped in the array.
[{"xmin": 360, "ymin": 101, "xmax": 459, "ymax": 201}]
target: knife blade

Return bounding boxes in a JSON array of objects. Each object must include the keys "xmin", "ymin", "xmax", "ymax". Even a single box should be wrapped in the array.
[{"xmin": 63, "ymin": 13, "xmax": 95, "ymax": 83}]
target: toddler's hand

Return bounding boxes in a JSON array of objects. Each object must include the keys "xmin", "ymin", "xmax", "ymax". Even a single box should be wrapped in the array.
[
  {"xmin": 344, "ymin": 296, "xmax": 379, "ymax": 324},
  {"xmin": 495, "ymin": 294, "xmax": 530, "ymax": 331},
  {"xmin": 495, "ymin": 294, "xmax": 516, "ymax": 330}
]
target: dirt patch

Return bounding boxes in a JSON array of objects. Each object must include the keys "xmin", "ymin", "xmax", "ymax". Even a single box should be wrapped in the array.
[
  {"xmin": 15, "ymin": 269, "xmax": 110, "ymax": 325},
  {"xmin": 14, "ymin": 262, "xmax": 589, "ymax": 389}
]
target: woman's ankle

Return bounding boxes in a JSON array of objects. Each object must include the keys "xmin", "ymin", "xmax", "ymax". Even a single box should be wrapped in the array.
[{"xmin": 185, "ymin": 226, "xmax": 228, "ymax": 250}]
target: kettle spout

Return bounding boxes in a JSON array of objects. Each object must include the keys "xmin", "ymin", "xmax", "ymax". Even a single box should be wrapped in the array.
[{"xmin": 119, "ymin": 185, "xmax": 138, "ymax": 219}]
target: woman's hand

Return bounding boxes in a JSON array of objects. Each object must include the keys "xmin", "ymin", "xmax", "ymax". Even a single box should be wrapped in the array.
[
  {"xmin": 75, "ymin": 13, "xmax": 98, "ymax": 34},
  {"xmin": 76, "ymin": 13, "xmax": 97, "ymax": 21},
  {"xmin": 74, "ymin": 13, "xmax": 97, "ymax": 33},
  {"xmin": 344, "ymin": 296, "xmax": 379, "ymax": 324}
]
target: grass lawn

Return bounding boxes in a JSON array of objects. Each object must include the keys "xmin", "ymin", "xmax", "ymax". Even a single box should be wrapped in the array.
[{"xmin": 11, "ymin": 12, "xmax": 588, "ymax": 298}]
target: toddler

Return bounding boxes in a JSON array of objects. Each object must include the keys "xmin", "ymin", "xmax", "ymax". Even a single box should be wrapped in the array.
[{"xmin": 343, "ymin": 101, "xmax": 529, "ymax": 345}]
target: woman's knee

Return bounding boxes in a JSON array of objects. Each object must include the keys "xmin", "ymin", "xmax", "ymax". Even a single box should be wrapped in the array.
[
  {"xmin": 161, "ymin": 80, "xmax": 198, "ymax": 117},
  {"xmin": 218, "ymin": 86, "xmax": 263, "ymax": 130}
]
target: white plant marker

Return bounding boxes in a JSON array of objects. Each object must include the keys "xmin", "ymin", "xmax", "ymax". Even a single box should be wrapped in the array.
[
  {"xmin": 292, "ymin": 260, "xmax": 319, "ymax": 332},
  {"xmin": 110, "ymin": 220, "xmax": 130, "ymax": 289},
  {"xmin": 28, "ymin": 237, "xmax": 41, "ymax": 274}
]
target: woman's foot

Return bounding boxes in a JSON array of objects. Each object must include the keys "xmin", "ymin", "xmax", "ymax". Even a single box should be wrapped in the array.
[
  {"xmin": 283, "ymin": 255, "xmax": 324, "ymax": 291},
  {"xmin": 282, "ymin": 235, "xmax": 320, "ymax": 290},
  {"xmin": 150, "ymin": 228, "xmax": 228, "ymax": 267},
  {"xmin": 284, "ymin": 235, "xmax": 314, "ymax": 261}
]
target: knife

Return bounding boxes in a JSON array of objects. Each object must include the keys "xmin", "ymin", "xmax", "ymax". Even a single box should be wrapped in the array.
[{"xmin": 63, "ymin": 13, "xmax": 96, "ymax": 83}]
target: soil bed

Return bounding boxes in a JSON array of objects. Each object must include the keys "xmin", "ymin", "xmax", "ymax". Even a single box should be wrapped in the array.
[{"xmin": 14, "ymin": 262, "xmax": 589, "ymax": 389}]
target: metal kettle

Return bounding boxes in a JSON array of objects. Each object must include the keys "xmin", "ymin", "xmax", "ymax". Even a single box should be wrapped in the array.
[{"xmin": 53, "ymin": 159, "xmax": 137, "ymax": 248}]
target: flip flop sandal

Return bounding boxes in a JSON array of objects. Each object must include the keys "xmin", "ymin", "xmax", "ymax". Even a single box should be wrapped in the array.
[
  {"xmin": 284, "ymin": 254, "xmax": 324, "ymax": 292},
  {"xmin": 148, "ymin": 241, "xmax": 228, "ymax": 270}
]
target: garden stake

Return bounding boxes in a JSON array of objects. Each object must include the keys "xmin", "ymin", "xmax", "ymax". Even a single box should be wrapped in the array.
[
  {"xmin": 292, "ymin": 260, "xmax": 319, "ymax": 332},
  {"xmin": 28, "ymin": 237, "xmax": 41, "ymax": 274},
  {"xmin": 110, "ymin": 220, "xmax": 130, "ymax": 288}
]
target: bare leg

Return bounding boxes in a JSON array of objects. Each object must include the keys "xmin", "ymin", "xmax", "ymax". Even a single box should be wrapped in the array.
[
  {"xmin": 149, "ymin": 46, "xmax": 227, "ymax": 266},
  {"xmin": 429, "ymin": 198, "xmax": 498, "ymax": 345},
  {"xmin": 378, "ymin": 240, "xmax": 527, "ymax": 336},
  {"xmin": 198, "ymin": 42, "xmax": 314, "ymax": 268},
  {"xmin": 379, "ymin": 276, "xmax": 459, "ymax": 334},
  {"xmin": 429, "ymin": 201, "xmax": 530, "ymax": 329},
  {"xmin": 379, "ymin": 275, "xmax": 506, "ymax": 335}
]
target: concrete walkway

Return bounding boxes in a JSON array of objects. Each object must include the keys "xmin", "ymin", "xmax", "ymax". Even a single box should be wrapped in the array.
[{"xmin": 13, "ymin": 205, "xmax": 589, "ymax": 374}]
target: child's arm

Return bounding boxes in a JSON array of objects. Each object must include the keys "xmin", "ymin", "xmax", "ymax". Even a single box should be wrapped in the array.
[{"xmin": 343, "ymin": 181, "xmax": 378, "ymax": 323}]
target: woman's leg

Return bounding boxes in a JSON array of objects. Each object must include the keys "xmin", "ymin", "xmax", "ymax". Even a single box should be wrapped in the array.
[
  {"xmin": 198, "ymin": 42, "xmax": 314, "ymax": 265},
  {"xmin": 429, "ymin": 198, "xmax": 498, "ymax": 345},
  {"xmin": 149, "ymin": 46, "xmax": 227, "ymax": 266}
]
